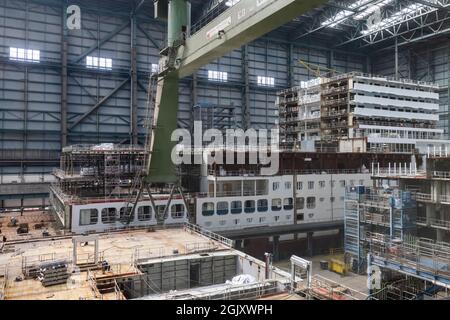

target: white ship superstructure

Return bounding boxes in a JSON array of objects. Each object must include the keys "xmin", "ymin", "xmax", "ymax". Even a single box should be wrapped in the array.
[
  {"xmin": 278, "ymin": 72, "xmax": 448, "ymax": 154},
  {"xmin": 196, "ymin": 169, "xmax": 371, "ymax": 232}
]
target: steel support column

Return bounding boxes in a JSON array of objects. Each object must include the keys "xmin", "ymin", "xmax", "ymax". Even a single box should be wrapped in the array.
[
  {"xmin": 131, "ymin": 14, "xmax": 138, "ymax": 145},
  {"xmin": 61, "ymin": 4, "xmax": 68, "ymax": 147},
  {"xmin": 191, "ymin": 74, "xmax": 198, "ymax": 135},
  {"xmin": 241, "ymin": 45, "xmax": 250, "ymax": 130},
  {"xmin": 288, "ymin": 43, "xmax": 295, "ymax": 88}
]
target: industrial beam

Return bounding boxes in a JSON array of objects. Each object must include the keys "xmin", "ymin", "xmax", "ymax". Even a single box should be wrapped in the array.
[
  {"xmin": 137, "ymin": 24, "xmax": 162, "ymax": 49},
  {"xmin": 241, "ymin": 45, "xmax": 251, "ymax": 130},
  {"xmin": 178, "ymin": 0, "xmax": 328, "ymax": 78},
  {"xmin": 131, "ymin": 13, "xmax": 139, "ymax": 145},
  {"xmin": 61, "ymin": 3, "xmax": 68, "ymax": 147},
  {"xmin": 68, "ymin": 77, "xmax": 129, "ymax": 130},
  {"xmin": 71, "ymin": 20, "xmax": 130, "ymax": 64}
]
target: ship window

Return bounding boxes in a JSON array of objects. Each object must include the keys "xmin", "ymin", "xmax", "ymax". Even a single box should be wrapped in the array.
[
  {"xmin": 219, "ymin": 220, "xmax": 226, "ymax": 226},
  {"xmin": 350, "ymin": 180, "xmax": 355, "ymax": 187},
  {"xmin": 234, "ymin": 219, "xmax": 240, "ymax": 225},
  {"xmin": 297, "ymin": 213, "xmax": 304, "ymax": 221},
  {"xmin": 340, "ymin": 180, "xmax": 346, "ymax": 187},
  {"xmin": 138, "ymin": 206, "xmax": 152, "ymax": 221},
  {"xmin": 244, "ymin": 200, "xmax": 255, "ymax": 213},
  {"xmin": 308, "ymin": 213, "xmax": 314, "ymax": 219},
  {"xmin": 273, "ymin": 182, "xmax": 280, "ymax": 191},
  {"xmin": 101, "ymin": 208, "xmax": 117, "ymax": 224},
  {"xmin": 285, "ymin": 182, "xmax": 291, "ymax": 190},
  {"xmin": 359, "ymin": 180, "xmax": 364, "ymax": 185},
  {"xmin": 217, "ymin": 202, "xmax": 229, "ymax": 215},
  {"xmin": 119, "ymin": 207, "xmax": 134, "ymax": 222},
  {"xmin": 308, "ymin": 181, "xmax": 314, "ymax": 190},
  {"xmin": 272, "ymin": 198, "xmax": 282, "ymax": 211},
  {"xmin": 171, "ymin": 204, "xmax": 185, "ymax": 219},
  {"xmin": 296, "ymin": 197, "xmax": 305, "ymax": 209},
  {"xmin": 257, "ymin": 199, "xmax": 268, "ymax": 212},
  {"xmin": 247, "ymin": 218, "xmax": 253, "ymax": 223},
  {"xmin": 231, "ymin": 201, "xmax": 242, "ymax": 214},
  {"xmin": 259, "ymin": 217, "xmax": 266, "ymax": 223},
  {"xmin": 283, "ymin": 198, "xmax": 293, "ymax": 210},
  {"xmin": 319, "ymin": 181, "xmax": 326, "ymax": 188},
  {"xmin": 202, "ymin": 202, "xmax": 215, "ymax": 216},
  {"xmin": 307, "ymin": 197, "xmax": 316, "ymax": 209},
  {"xmin": 80, "ymin": 209, "xmax": 98, "ymax": 226},
  {"xmin": 331, "ymin": 197, "xmax": 335, "ymax": 202},
  {"xmin": 297, "ymin": 181, "xmax": 303, "ymax": 190},
  {"xmin": 320, "ymin": 197, "xmax": 325, "ymax": 202},
  {"xmin": 274, "ymin": 216, "xmax": 280, "ymax": 222}
]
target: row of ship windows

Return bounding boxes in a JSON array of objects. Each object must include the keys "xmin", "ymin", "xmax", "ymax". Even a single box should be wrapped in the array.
[
  {"xmin": 78, "ymin": 204, "xmax": 185, "ymax": 226},
  {"xmin": 357, "ymin": 93, "xmax": 430, "ymax": 103},
  {"xmin": 202, "ymin": 199, "xmax": 293, "ymax": 216},
  {"xmin": 202, "ymin": 196, "xmax": 346, "ymax": 216},
  {"xmin": 354, "ymin": 81, "xmax": 429, "ymax": 92},
  {"xmin": 279, "ymin": 179, "xmax": 364, "ymax": 191},
  {"xmin": 203, "ymin": 215, "xmax": 292, "ymax": 227},
  {"xmin": 203, "ymin": 212, "xmax": 319, "ymax": 227},
  {"xmin": 357, "ymin": 105, "xmax": 431, "ymax": 114}
]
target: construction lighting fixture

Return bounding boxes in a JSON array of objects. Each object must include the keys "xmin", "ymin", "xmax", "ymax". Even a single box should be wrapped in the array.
[
  {"xmin": 321, "ymin": 0, "xmax": 393, "ymax": 28},
  {"xmin": 361, "ymin": 2, "xmax": 434, "ymax": 35},
  {"xmin": 225, "ymin": 0, "xmax": 241, "ymax": 7}
]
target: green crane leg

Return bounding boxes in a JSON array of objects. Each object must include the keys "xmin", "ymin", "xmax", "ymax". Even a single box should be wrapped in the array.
[{"xmin": 145, "ymin": 71, "xmax": 179, "ymax": 184}]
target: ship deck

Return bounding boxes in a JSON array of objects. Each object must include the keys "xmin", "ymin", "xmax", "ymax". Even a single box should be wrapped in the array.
[{"xmin": 0, "ymin": 227, "xmax": 230, "ymax": 300}]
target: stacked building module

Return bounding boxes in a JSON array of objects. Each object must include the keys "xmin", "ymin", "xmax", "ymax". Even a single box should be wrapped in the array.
[
  {"xmin": 49, "ymin": 144, "xmax": 189, "ymax": 234},
  {"xmin": 278, "ymin": 72, "xmax": 446, "ymax": 153},
  {"xmin": 277, "ymin": 78, "xmax": 322, "ymax": 150},
  {"xmin": 345, "ymin": 155, "xmax": 450, "ymax": 298}
]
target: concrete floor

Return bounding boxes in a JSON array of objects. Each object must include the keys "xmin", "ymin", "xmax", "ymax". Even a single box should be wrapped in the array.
[
  {"xmin": 274, "ymin": 253, "xmax": 369, "ymax": 295},
  {"xmin": 0, "ymin": 227, "xmax": 228, "ymax": 300}
]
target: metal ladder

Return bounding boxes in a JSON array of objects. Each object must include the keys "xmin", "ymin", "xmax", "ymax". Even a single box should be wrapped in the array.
[{"xmin": 121, "ymin": 74, "xmax": 158, "ymax": 225}]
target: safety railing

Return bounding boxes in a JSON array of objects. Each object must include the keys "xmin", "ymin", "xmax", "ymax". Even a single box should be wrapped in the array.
[
  {"xmin": 309, "ymin": 275, "xmax": 368, "ymax": 300},
  {"xmin": 429, "ymin": 218, "xmax": 450, "ymax": 231},
  {"xmin": 415, "ymin": 193, "xmax": 433, "ymax": 202},
  {"xmin": 432, "ymin": 171, "xmax": 450, "ymax": 179},
  {"xmin": 371, "ymin": 237, "xmax": 450, "ymax": 280},
  {"xmin": 184, "ymin": 222, "xmax": 234, "ymax": 248},
  {"xmin": 0, "ymin": 265, "xmax": 6, "ymax": 300},
  {"xmin": 440, "ymin": 194, "xmax": 450, "ymax": 203}
]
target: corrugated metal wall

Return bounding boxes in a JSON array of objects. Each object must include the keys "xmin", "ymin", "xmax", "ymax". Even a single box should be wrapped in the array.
[
  {"xmin": 372, "ymin": 42, "xmax": 450, "ymax": 137},
  {"xmin": 0, "ymin": 0, "xmax": 367, "ymax": 159}
]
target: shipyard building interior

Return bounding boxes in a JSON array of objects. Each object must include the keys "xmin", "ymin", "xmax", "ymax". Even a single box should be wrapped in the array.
[{"xmin": 0, "ymin": 0, "xmax": 450, "ymax": 302}]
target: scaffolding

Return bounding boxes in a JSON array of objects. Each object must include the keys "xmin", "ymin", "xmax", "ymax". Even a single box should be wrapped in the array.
[
  {"xmin": 344, "ymin": 186, "xmax": 417, "ymax": 274},
  {"xmin": 53, "ymin": 144, "xmax": 146, "ymax": 200},
  {"xmin": 369, "ymin": 237, "xmax": 450, "ymax": 290},
  {"xmin": 277, "ymin": 80, "xmax": 322, "ymax": 150}
]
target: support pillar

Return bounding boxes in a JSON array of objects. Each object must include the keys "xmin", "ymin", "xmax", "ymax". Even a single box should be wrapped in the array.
[
  {"xmin": 272, "ymin": 235, "xmax": 280, "ymax": 262},
  {"xmin": 241, "ymin": 45, "xmax": 251, "ymax": 130},
  {"xmin": 130, "ymin": 14, "xmax": 138, "ymax": 145},
  {"xmin": 306, "ymin": 232, "xmax": 314, "ymax": 257},
  {"xmin": 394, "ymin": 37, "xmax": 399, "ymax": 80},
  {"xmin": 61, "ymin": 5, "xmax": 68, "ymax": 147}
]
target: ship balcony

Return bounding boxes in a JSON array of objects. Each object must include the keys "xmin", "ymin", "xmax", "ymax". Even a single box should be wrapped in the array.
[
  {"xmin": 361, "ymin": 213, "xmax": 390, "ymax": 227},
  {"xmin": 415, "ymin": 193, "xmax": 433, "ymax": 203},
  {"xmin": 432, "ymin": 171, "xmax": 450, "ymax": 180},
  {"xmin": 440, "ymin": 194, "xmax": 450, "ymax": 204},
  {"xmin": 417, "ymin": 216, "xmax": 450, "ymax": 231}
]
